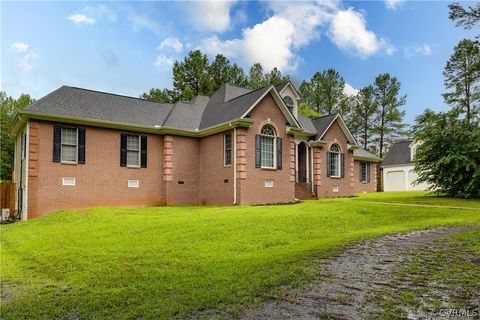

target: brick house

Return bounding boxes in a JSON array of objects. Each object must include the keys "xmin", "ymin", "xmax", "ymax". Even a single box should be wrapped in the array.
[{"xmin": 10, "ymin": 81, "xmax": 380, "ymax": 219}]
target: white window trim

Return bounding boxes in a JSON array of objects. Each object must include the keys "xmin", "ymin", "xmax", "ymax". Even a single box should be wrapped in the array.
[
  {"xmin": 330, "ymin": 145, "xmax": 341, "ymax": 178},
  {"xmin": 126, "ymin": 134, "xmax": 141, "ymax": 168},
  {"xmin": 260, "ymin": 126, "xmax": 277, "ymax": 169},
  {"xmin": 60, "ymin": 127, "xmax": 78, "ymax": 164},
  {"xmin": 224, "ymin": 132, "xmax": 232, "ymax": 167}
]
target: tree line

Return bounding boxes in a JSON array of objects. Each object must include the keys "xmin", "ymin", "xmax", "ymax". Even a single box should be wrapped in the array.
[
  {"xmin": 141, "ymin": 51, "xmax": 289, "ymax": 103},
  {"xmin": 413, "ymin": 2, "xmax": 480, "ymax": 198}
]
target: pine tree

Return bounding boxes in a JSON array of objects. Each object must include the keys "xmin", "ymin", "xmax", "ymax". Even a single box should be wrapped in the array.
[{"xmin": 442, "ymin": 39, "xmax": 480, "ymax": 124}]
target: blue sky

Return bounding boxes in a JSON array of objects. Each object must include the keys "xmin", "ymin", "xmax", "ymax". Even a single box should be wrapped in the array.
[{"xmin": 1, "ymin": 1, "xmax": 478, "ymax": 123}]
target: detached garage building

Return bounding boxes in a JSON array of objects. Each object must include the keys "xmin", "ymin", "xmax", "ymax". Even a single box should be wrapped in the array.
[{"xmin": 381, "ymin": 141, "xmax": 430, "ymax": 192}]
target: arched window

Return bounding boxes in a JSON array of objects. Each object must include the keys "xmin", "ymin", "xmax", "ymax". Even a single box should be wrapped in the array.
[
  {"xmin": 260, "ymin": 125, "xmax": 276, "ymax": 168},
  {"xmin": 283, "ymin": 96, "xmax": 294, "ymax": 113},
  {"xmin": 329, "ymin": 144, "xmax": 341, "ymax": 177}
]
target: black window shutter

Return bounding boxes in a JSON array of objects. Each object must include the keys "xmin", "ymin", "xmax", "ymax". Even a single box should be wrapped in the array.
[
  {"xmin": 141, "ymin": 135, "xmax": 147, "ymax": 168},
  {"xmin": 255, "ymin": 135, "xmax": 261, "ymax": 168},
  {"xmin": 341, "ymin": 153, "xmax": 345, "ymax": 178},
  {"xmin": 53, "ymin": 125, "xmax": 61, "ymax": 162},
  {"xmin": 120, "ymin": 133, "xmax": 127, "ymax": 167},
  {"xmin": 276, "ymin": 138, "xmax": 282, "ymax": 170},
  {"xmin": 359, "ymin": 162, "xmax": 362, "ymax": 182},
  {"xmin": 78, "ymin": 128, "xmax": 85, "ymax": 164},
  {"xmin": 326, "ymin": 151, "xmax": 331, "ymax": 177},
  {"xmin": 367, "ymin": 163, "xmax": 371, "ymax": 182}
]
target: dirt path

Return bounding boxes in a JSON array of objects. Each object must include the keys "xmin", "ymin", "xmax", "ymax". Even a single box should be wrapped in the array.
[{"xmin": 241, "ymin": 226, "xmax": 478, "ymax": 320}]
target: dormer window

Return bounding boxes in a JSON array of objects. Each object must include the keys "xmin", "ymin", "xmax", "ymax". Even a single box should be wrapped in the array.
[{"xmin": 283, "ymin": 96, "xmax": 294, "ymax": 113}]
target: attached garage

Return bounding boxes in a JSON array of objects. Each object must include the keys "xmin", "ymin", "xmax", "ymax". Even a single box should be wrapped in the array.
[
  {"xmin": 381, "ymin": 141, "xmax": 431, "ymax": 192},
  {"xmin": 385, "ymin": 170, "xmax": 405, "ymax": 191}
]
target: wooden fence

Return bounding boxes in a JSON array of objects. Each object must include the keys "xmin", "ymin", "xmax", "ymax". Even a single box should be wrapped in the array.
[{"xmin": 0, "ymin": 182, "xmax": 15, "ymax": 217}]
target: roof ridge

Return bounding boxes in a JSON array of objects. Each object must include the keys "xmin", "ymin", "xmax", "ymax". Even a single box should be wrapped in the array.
[
  {"xmin": 311, "ymin": 113, "xmax": 337, "ymax": 121},
  {"xmin": 65, "ymin": 86, "xmax": 173, "ymax": 105},
  {"xmin": 225, "ymin": 84, "xmax": 272, "ymax": 103}
]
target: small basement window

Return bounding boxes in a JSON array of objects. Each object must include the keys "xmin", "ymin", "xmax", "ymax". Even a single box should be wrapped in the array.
[
  {"xmin": 264, "ymin": 180, "xmax": 274, "ymax": 188},
  {"xmin": 128, "ymin": 180, "xmax": 139, "ymax": 188},
  {"xmin": 62, "ymin": 177, "xmax": 76, "ymax": 186}
]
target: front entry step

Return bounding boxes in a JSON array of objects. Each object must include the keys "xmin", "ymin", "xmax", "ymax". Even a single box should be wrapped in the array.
[{"xmin": 295, "ymin": 182, "xmax": 316, "ymax": 200}]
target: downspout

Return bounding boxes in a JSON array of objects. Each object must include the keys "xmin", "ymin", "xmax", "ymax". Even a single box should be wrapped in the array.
[
  {"xmin": 23, "ymin": 122, "xmax": 30, "ymax": 220},
  {"xmin": 229, "ymin": 123, "xmax": 237, "ymax": 205}
]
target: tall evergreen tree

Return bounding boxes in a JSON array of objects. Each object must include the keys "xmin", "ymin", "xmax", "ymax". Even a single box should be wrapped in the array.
[
  {"xmin": 140, "ymin": 88, "xmax": 178, "ymax": 103},
  {"xmin": 267, "ymin": 67, "xmax": 289, "ymax": 86},
  {"xmin": 350, "ymin": 85, "xmax": 378, "ymax": 150},
  {"xmin": 209, "ymin": 54, "xmax": 246, "ymax": 91},
  {"xmin": 0, "ymin": 92, "xmax": 35, "ymax": 180},
  {"xmin": 299, "ymin": 69, "xmax": 347, "ymax": 114},
  {"xmin": 247, "ymin": 63, "xmax": 268, "ymax": 89},
  {"xmin": 442, "ymin": 39, "xmax": 480, "ymax": 124},
  {"xmin": 448, "ymin": 2, "xmax": 480, "ymax": 30},
  {"xmin": 372, "ymin": 73, "xmax": 407, "ymax": 158},
  {"xmin": 172, "ymin": 50, "xmax": 212, "ymax": 100}
]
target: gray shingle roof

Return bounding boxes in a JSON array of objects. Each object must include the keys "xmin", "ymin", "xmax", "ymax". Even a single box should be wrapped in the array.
[
  {"xmin": 311, "ymin": 114, "xmax": 338, "ymax": 140},
  {"xmin": 354, "ymin": 147, "xmax": 381, "ymax": 162},
  {"xmin": 199, "ymin": 85, "xmax": 271, "ymax": 129},
  {"xmin": 297, "ymin": 114, "xmax": 316, "ymax": 133},
  {"xmin": 381, "ymin": 141, "xmax": 413, "ymax": 166},
  {"xmin": 23, "ymin": 86, "xmax": 173, "ymax": 127},
  {"xmin": 21, "ymin": 84, "xmax": 323, "ymax": 134}
]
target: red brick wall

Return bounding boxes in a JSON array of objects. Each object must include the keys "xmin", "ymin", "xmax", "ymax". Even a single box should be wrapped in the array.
[
  {"xmin": 237, "ymin": 94, "xmax": 296, "ymax": 204},
  {"xmin": 27, "ymin": 120, "xmax": 164, "ymax": 217},
  {"xmin": 165, "ymin": 135, "xmax": 200, "ymax": 205},
  {"xmin": 352, "ymin": 160, "xmax": 377, "ymax": 194},
  {"xmin": 199, "ymin": 131, "xmax": 234, "ymax": 205},
  {"xmin": 312, "ymin": 120, "xmax": 355, "ymax": 197}
]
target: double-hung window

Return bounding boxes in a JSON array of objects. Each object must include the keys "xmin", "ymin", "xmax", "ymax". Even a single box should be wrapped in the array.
[
  {"xmin": 260, "ymin": 125, "xmax": 275, "ymax": 168},
  {"xmin": 329, "ymin": 144, "xmax": 341, "ymax": 177},
  {"xmin": 126, "ymin": 134, "xmax": 140, "ymax": 167},
  {"xmin": 224, "ymin": 132, "xmax": 232, "ymax": 166},
  {"xmin": 61, "ymin": 127, "xmax": 78, "ymax": 163}
]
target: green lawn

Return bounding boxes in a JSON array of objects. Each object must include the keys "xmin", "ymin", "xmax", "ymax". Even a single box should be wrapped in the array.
[
  {"xmin": 1, "ymin": 193, "xmax": 479, "ymax": 319},
  {"xmin": 354, "ymin": 191, "xmax": 480, "ymax": 208}
]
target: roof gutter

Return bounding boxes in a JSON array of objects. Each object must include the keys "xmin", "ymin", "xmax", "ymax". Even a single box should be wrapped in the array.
[{"xmin": 14, "ymin": 111, "xmax": 254, "ymax": 138}]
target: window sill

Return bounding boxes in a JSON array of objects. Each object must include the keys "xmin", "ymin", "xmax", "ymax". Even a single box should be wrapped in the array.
[
  {"xmin": 329, "ymin": 176, "xmax": 342, "ymax": 179},
  {"xmin": 127, "ymin": 165, "xmax": 141, "ymax": 169},
  {"xmin": 61, "ymin": 161, "xmax": 78, "ymax": 165},
  {"xmin": 224, "ymin": 164, "xmax": 232, "ymax": 168},
  {"xmin": 361, "ymin": 181, "xmax": 369, "ymax": 184},
  {"xmin": 261, "ymin": 167, "xmax": 277, "ymax": 171}
]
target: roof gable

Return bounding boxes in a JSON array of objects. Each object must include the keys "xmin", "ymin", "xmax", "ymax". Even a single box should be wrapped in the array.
[
  {"xmin": 240, "ymin": 85, "xmax": 300, "ymax": 128},
  {"xmin": 311, "ymin": 114, "xmax": 357, "ymax": 146}
]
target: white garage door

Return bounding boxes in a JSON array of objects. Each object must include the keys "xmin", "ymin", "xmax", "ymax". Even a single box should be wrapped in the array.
[{"xmin": 385, "ymin": 170, "xmax": 405, "ymax": 191}]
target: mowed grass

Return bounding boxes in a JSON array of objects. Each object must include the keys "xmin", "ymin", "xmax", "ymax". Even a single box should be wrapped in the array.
[
  {"xmin": 354, "ymin": 191, "xmax": 480, "ymax": 208},
  {"xmin": 1, "ymin": 193, "xmax": 479, "ymax": 319}
]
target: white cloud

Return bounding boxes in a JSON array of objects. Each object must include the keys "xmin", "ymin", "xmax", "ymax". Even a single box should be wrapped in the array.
[
  {"xmin": 329, "ymin": 8, "xmax": 395, "ymax": 59},
  {"xmin": 20, "ymin": 51, "xmax": 37, "ymax": 73},
  {"xmin": 155, "ymin": 55, "xmax": 174, "ymax": 69},
  {"xmin": 404, "ymin": 44, "xmax": 432, "ymax": 59},
  {"xmin": 11, "ymin": 42, "xmax": 29, "ymax": 53},
  {"xmin": 129, "ymin": 13, "xmax": 161, "ymax": 34},
  {"xmin": 11, "ymin": 42, "xmax": 37, "ymax": 73},
  {"xmin": 385, "ymin": 0, "xmax": 404, "ymax": 10},
  {"xmin": 158, "ymin": 37, "xmax": 183, "ymax": 53},
  {"xmin": 197, "ymin": 2, "xmax": 395, "ymax": 72},
  {"xmin": 67, "ymin": 13, "xmax": 96, "ymax": 25},
  {"xmin": 344, "ymin": 83, "xmax": 359, "ymax": 97},
  {"xmin": 189, "ymin": 1, "xmax": 238, "ymax": 33},
  {"xmin": 198, "ymin": 2, "xmax": 336, "ymax": 72}
]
